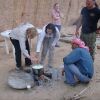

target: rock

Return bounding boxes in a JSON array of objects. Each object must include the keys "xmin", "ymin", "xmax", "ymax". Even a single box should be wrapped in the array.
[{"xmin": 60, "ymin": 35, "xmax": 73, "ymax": 43}]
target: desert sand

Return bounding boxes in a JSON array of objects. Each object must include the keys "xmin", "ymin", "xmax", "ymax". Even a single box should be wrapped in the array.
[
  {"xmin": 0, "ymin": 36, "xmax": 100, "ymax": 100},
  {"xmin": 0, "ymin": 0, "xmax": 100, "ymax": 99}
]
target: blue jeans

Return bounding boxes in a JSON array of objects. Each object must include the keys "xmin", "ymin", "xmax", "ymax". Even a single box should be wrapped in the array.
[
  {"xmin": 40, "ymin": 37, "xmax": 54, "ymax": 67},
  {"xmin": 64, "ymin": 63, "xmax": 90, "ymax": 85}
]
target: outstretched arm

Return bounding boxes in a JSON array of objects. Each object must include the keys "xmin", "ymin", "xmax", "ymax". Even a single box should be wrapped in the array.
[
  {"xmin": 52, "ymin": 27, "xmax": 60, "ymax": 46},
  {"xmin": 36, "ymin": 26, "xmax": 46, "ymax": 53},
  {"xmin": 75, "ymin": 15, "xmax": 82, "ymax": 37}
]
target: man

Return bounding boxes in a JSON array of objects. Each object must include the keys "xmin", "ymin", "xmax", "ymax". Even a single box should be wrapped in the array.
[
  {"xmin": 75, "ymin": 0, "xmax": 100, "ymax": 60},
  {"xmin": 36, "ymin": 23, "xmax": 60, "ymax": 68},
  {"xmin": 10, "ymin": 22, "xmax": 38, "ymax": 70},
  {"xmin": 63, "ymin": 38, "xmax": 94, "ymax": 86}
]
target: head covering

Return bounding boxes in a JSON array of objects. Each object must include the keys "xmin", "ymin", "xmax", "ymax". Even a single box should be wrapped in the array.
[{"xmin": 71, "ymin": 38, "xmax": 89, "ymax": 50}]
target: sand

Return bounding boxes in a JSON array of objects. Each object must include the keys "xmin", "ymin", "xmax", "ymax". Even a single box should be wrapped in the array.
[{"xmin": 0, "ymin": 38, "xmax": 100, "ymax": 100}]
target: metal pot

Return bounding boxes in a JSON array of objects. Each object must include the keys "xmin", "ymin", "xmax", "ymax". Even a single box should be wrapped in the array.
[{"xmin": 32, "ymin": 64, "xmax": 44, "ymax": 81}]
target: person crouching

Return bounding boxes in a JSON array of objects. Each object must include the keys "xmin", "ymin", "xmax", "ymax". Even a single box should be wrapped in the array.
[{"xmin": 63, "ymin": 38, "xmax": 94, "ymax": 86}]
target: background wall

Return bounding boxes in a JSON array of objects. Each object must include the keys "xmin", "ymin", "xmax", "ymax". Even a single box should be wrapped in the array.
[{"xmin": 0, "ymin": 0, "xmax": 100, "ymax": 31}]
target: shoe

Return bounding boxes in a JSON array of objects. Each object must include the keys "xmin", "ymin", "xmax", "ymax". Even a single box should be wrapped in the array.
[
  {"xmin": 81, "ymin": 81, "xmax": 90, "ymax": 85},
  {"xmin": 15, "ymin": 67, "xmax": 22, "ymax": 72},
  {"xmin": 55, "ymin": 44, "xmax": 60, "ymax": 47},
  {"xmin": 23, "ymin": 66, "xmax": 32, "ymax": 73},
  {"xmin": 64, "ymin": 81, "xmax": 80, "ymax": 86}
]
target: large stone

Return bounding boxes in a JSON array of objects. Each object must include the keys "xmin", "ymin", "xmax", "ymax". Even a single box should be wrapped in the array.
[{"xmin": 60, "ymin": 34, "xmax": 73, "ymax": 43}]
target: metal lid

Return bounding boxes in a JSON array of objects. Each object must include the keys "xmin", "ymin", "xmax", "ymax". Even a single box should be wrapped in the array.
[{"xmin": 8, "ymin": 69, "xmax": 34, "ymax": 89}]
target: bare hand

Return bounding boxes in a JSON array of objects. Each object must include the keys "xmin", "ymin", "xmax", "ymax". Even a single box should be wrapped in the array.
[
  {"xmin": 35, "ymin": 52, "xmax": 40, "ymax": 58},
  {"xmin": 62, "ymin": 68, "xmax": 65, "ymax": 76},
  {"xmin": 96, "ymin": 27, "xmax": 100, "ymax": 34},
  {"xmin": 75, "ymin": 31, "xmax": 79, "ymax": 35},
  {"xmin": 75, "ymin": 31, "xmax": 79, "ymax": 38},
  {"xmin": 31, "ymin": 52, "xmax": 39, "ymax": 64}
]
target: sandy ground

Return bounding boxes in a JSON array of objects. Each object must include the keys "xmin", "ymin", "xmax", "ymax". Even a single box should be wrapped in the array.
[{"xmin": 0, "ymin": 38, "xmax": 100, "ymax": 100}]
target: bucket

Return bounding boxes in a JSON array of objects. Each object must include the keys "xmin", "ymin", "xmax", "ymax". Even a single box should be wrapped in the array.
[{"xmin": 32, "ymin": 64, "xmax": 44, "ymax": 82}]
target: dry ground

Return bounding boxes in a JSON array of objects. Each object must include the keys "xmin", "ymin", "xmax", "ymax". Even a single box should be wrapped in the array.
[{"xmin": 0, "ymin": 39, "xmax": 100, "ymax": 100}]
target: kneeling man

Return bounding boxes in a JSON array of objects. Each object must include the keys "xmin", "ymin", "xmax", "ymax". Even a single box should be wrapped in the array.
[{"xmin": 63, "ymin": 38, "xmax": 94, "ymax": 86}]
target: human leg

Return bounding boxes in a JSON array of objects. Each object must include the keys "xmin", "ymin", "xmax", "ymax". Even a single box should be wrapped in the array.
[
  {"xmin": 64, "ymin": 63, "xmax": 90, "ymax": 84},
  {"xmin": 48, "ymin": 46, "xmax": 54, "ymax": 68},
  {"xmin": 25, "ymin": 39, "xmax": 32, "ymax": 66},
  {"xmin": 40, "ymin": 38, "xmax": 49, "ymax": 65},
  {"xmin": 55, "ymin": 25, "xmax": 61, "ymax": 47},
  {"xmin": 64, "ymin": 63, "xmax": 78, "ymax": 85},
  {"xmin": 80, "ymin": 32, "xmax": 96, "ymax": 60},
  {"xmin": 10, "ymin": 38, "xmax": 22, "ymax": 68},
  {"xmin": 70, "ymin": 64, "xmax": 90, "ymax": 82}
]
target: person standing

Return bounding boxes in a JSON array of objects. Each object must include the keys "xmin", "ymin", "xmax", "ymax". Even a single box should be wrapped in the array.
[
  {"xmin": 75, "ymin": 0, "xmax": 100, "ymax": 60},
  {"xmin": 52, "ymin": 3, "xmax": 62, "ymax": 31},
  {"xmin": 63, "ymin": 38, "xmax": 94, "ymax": 86},
  {"xmin": 36, "ymin": 23, "xmax": 60, "ymax": 68},
  {"xmin": 10, "ymin": 23, "xmax": 38, "ymax": 70},
  {"xmin": 51, "ymin": 3, "xmax": 62, "ymax": 47}
]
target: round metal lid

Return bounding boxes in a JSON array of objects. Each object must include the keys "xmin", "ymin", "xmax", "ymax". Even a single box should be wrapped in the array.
[{"xmin": 8, "ymin": 69, "xmax": 34, "ymax": 89}]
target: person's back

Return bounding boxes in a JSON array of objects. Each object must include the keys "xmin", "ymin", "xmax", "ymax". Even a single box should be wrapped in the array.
[
  {"xmin": 10, "ymin": 23, "xmax": 34, "ymax": 40},
  {"xmin": 74, "ymin": 48, "xmax": 94, "ymax": 78},
  {"xmin": 63, "ymin": 38, "xmax": 94, "ymax": 86}
]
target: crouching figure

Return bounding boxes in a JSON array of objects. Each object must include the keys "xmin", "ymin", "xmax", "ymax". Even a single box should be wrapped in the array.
[{"xmin": 63, "ymin": 38, "xmax": 94, "ymax": 86}]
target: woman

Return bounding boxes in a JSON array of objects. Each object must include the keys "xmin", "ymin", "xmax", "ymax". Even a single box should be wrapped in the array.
[
  {"xmin": 10, "ymin": 23, "xmax": 38, "ymax": 70},
  {"xmin": 52, "ymin": 3, "xmax": 62, "ymax": 31},
  {"xmin": 36, "ymin": 23, "xmax": 60, "ymax": 68},
  {"xmin": 51, "ymin": 3, "xmax": 62, "ymax": 47}
]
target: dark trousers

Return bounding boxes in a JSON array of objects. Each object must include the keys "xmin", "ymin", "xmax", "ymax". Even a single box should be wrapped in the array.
[
  {"xmin": 10, "ymin": 38, "xmax": 31, "ymax": 68},
  {"xmin": 80, "ymin": 32, "xmax": 96, "ymax": 60}
]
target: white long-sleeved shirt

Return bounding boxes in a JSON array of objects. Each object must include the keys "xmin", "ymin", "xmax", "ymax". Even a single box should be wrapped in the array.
[
  {"xmin": 10, "ymin": 23, "xmax": 34, "ymax": 58},
  {"xmin": 36, "ymin": 25, "xmax": 60, "ymax": 53}
]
